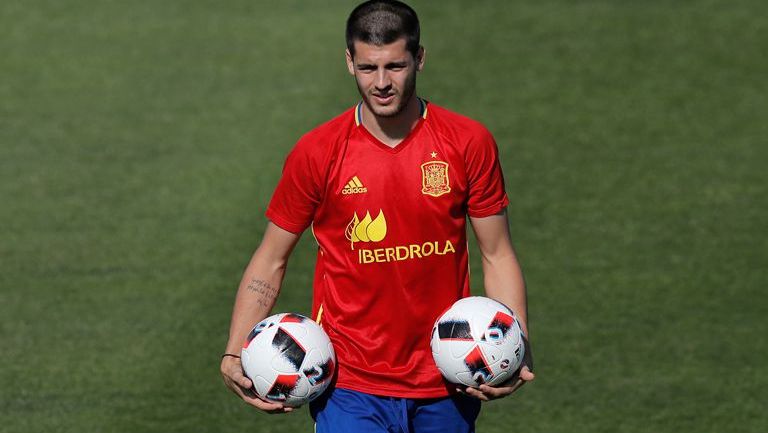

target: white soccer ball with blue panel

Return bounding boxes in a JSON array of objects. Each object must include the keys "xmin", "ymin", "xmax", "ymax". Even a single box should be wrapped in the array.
[
  {"xmin": 241, "ymin": 313, "xmax": 335, "ymax": 407},
  {"xmin": 430, "ymin": 296, "xmax": 525, "ymax": 387}
]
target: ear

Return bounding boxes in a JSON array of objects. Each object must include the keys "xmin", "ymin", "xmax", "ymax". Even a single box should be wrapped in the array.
[
  {"xmin": 345, "ymin": 49, "xmax": 355, "ymax": 75},
  {"xmin": 416, "ymin": 46, "xmax": 425, "ymax": 72}
]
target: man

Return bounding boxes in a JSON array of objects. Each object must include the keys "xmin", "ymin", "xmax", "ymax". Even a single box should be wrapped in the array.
[{"xmin": 221, "ymin": 1, "xmax": 534, "ymax": 431}]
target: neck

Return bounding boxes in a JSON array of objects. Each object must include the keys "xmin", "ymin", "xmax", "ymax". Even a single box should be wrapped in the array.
[{"xmin": 361, "ymin": 95, "xmax": 421, "ymax": 148}]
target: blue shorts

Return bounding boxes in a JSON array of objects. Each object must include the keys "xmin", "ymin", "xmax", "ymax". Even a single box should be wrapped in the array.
[{"xmin": 310, "ymin": 387, "xmax": 481, "ymax": 433}]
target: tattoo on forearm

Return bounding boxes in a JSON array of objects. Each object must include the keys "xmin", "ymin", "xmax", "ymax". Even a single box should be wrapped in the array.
[{"xmin": 245, "ymin": 278, "xmax": 278, "ymax": 308}]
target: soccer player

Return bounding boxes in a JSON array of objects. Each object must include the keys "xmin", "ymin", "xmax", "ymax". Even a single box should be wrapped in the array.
[{"xmin": 221, "ymin": 1, "xmax": 534, "ymax": 431}]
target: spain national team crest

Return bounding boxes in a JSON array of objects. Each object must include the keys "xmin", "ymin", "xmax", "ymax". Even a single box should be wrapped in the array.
[{"xmin": 421, "ymin": 161, "xmax": 451, "ymax": 197}]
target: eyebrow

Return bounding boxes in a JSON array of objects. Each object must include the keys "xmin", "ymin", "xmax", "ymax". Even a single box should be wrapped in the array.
[{"xmin": 356, "ymin": 61, "xmax": 408, "ymax": 68}]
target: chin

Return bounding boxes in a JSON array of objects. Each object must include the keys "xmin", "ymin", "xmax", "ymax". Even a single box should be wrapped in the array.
[
  {"xmin": 373, "ymin": 107, "xmax": 401, "ymax": 118},
  {"xmin": 367, "ymin": 100, "xmax": 406, "ymax": 118}
]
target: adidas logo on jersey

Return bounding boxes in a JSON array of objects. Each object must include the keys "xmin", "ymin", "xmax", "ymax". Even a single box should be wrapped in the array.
[{"xmin": 342, "ymin": 176, "xmax": 367, "ymax": 195}]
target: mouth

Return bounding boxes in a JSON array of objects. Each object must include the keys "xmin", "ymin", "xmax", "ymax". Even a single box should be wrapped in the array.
[{"xmin": 371, "ymin": 93, "xmax": 396, "ymax": 105}]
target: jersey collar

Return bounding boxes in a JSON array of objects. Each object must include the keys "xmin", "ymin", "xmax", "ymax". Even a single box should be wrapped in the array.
[
  {"xmin": 354, "ymin": 97, "xmax": 428, "ymax": 127},
  {"xmin": 354, "ymin": 98, "xmax": 428, "ymax": 154}
]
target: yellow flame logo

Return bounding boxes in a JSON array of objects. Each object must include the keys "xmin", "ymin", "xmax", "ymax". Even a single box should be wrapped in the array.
[{"xmin": 345, "ymin": 210, "xmax": 387, "ymax": 250}]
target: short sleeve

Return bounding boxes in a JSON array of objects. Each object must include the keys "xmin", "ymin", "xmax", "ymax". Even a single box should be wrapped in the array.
[
  {"xmin": 265, "ymin": 139, "xmax": 323, "ymax": 233},
  {"xmin": 465, "ymin": 127, "xmax": 509, "ymax": 217}
]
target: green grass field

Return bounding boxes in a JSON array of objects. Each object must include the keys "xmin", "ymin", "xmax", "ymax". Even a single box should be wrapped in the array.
[{"xmin": 1, "ymin": 1, "xmax": 766, "ymax": 432}]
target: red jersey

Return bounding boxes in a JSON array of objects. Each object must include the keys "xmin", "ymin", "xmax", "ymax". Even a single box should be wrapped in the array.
[{"xmin": 266, "ymin": 100, "xmax": 509, "ymax": 398}]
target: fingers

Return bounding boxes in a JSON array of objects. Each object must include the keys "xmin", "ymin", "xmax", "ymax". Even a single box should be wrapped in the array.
[
  {"xmin": 519, "ymin": 365, "xmax": 535, "ymax": 381},
  {"xmin": 229, "ymin": 367, "xmax": 254, "ymax": 390},
  {"xmin": 230, "ymin": 381, "xmax": 294, "ymax": 413},
  {"xmin": 505, "ymin": 379, "xmax": 526, "ymax": 394},
  {"xmin": 507, "ymin": 365, "xmax": 535, "ymax": 393},
  {"xmin": 221, "ymin": 358, "xmax": 293, "ymax": 414},
  {"xmin": 241, "ymin": 392, "xmax": 293, "ymax": 413},
  {"xmin": 478, "ymin": 383, "xmax": 514, "ymax": 398},
  {"xmin": 455, "ymin": 365, "xmax": 536, "ymax": 401},
  {"xmin": 458, "ymin": 383, "xmax": 514, "ymax": 401},
  {"xmin": 456, "ymin": 385, "xmax": 490, "ymax": 401}
]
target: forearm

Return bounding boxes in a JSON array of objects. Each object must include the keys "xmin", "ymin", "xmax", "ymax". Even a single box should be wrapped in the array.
[
  {"xmin": 481, "ymin": 251, "xmax": 529, "ymax": 337},
  {"xmin": 224, "ymin": 249, "xmax": 287, "ymax": 354}
]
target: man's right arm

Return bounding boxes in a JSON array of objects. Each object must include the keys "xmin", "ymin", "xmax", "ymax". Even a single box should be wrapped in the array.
[{"xmin": 220, "ymin": 222, "xmax": 302, "ymax": 413}]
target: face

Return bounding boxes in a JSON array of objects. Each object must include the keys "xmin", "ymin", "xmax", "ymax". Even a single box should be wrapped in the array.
[{"xmin": 346, "ymin": 38, "xmax": 424, "ymax": 118}]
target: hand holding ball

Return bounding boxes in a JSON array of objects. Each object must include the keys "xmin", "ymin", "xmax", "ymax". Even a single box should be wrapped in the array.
[{"xmin": 241, "ymin": 313, "xmax": 335, "ymax": 407}]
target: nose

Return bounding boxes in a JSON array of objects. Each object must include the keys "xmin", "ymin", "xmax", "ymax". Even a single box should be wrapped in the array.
[{"xmin": 374, "ymin": 69, "xmax": 391, "ymax": 91}]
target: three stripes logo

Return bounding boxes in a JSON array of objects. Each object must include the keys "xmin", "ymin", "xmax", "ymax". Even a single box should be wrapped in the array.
[{"xmin": 342, "ymin": 176, "xmax": 367, "ymax": 195}]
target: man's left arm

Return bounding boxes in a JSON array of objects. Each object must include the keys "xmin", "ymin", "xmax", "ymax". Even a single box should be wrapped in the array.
[{"xmin": 463, "ymin": 210, "xmax": 535, "ymax": 400}]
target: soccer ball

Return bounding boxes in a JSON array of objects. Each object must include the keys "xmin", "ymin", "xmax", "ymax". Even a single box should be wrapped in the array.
[
  {"xmin": 430, "ymin": 296, "xmax": 525, "ymax": 387},
  {"xmin": 241, "ymin": 313, "xmax": 335, "ymax": 407}
]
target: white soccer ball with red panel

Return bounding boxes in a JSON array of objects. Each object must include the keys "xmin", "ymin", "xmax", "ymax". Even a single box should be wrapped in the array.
[
  {"xmin": 430, "ymin": 296, "xmax": 525, "ymax": 387},
  {"xmin": 241, "ymin": 313, "xmax": 335, "ymax": 407}
]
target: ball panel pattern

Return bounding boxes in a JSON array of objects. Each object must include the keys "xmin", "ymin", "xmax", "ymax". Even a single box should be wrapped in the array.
[
  {"xmin": 241, "ymin": 313, "xmax": 336, "ymax": 407},
  {"xmin": 430, "ymin": 297, "xmax": 525, "ymax": 388}
]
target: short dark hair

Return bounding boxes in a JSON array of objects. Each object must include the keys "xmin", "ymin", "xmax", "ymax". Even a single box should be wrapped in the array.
[{"xmin": 346, "ymin": 0, "xmax": 420, "ymax": 59}]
